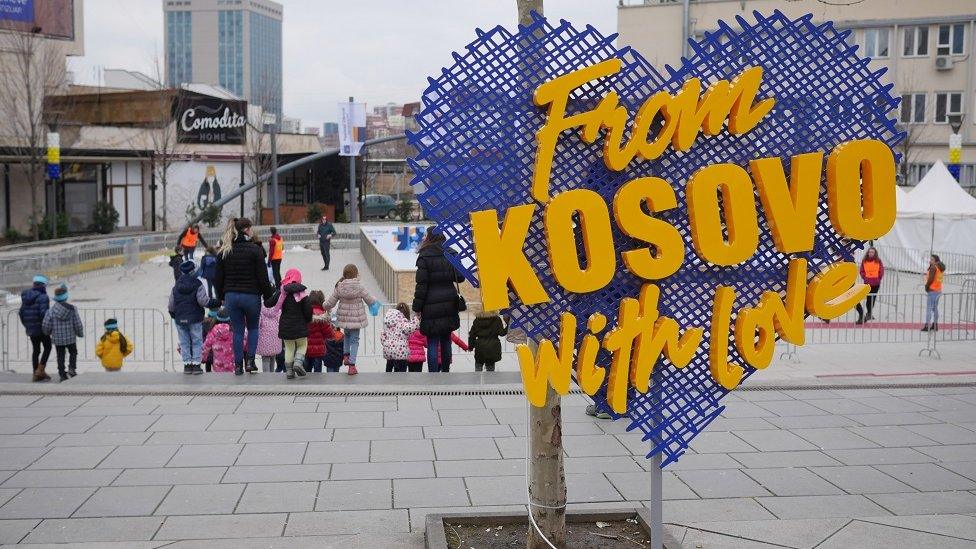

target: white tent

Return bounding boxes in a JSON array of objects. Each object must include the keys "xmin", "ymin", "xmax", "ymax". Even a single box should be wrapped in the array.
[{"xmin": 878, "ymin": 160, "xmax": 976, "ymax": 274}]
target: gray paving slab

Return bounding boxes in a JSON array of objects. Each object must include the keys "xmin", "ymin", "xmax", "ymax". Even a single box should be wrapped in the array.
[
  {"xmin": 817, "ymin": 519, "xmax": 975, "ymax": 549},
  {"xmin": 266, "ymin": 413, "xmax": 328, "ymax": 430},
  {"xmin": 0, "ymin": 434, "xmax": 58, "ymax": 448},
  {"xmin": 99, "ymin": 445, "xmax": 180, "ymax": 469},
  {"xmin": 332, "ymin": 427, "xmax": 423, "ymax": 441},
  {"xmin": 675, "ymin": 469, "xmax": 772, "ymax": 498},
  {"xmin": 493, "ymin": 437, "xmax": 526, "ymax": 459},
  {"xmin": 733, "ymin": 429, "xmax": 819, "ymax": 452},
  {"xmin": 372, "ymin": 439, "xmax": 434, "ymax": 462},
  {"xmin": 303, "ymin": 441, "xmax": 370, "ymax": 464},
  {"xmin": 433, "ymin": 459, "xmax": 524, "ymax": 478},
  {"xmin": 729, "ymin": 450, "xmax": 842, "ymax": 468},
  {"xmin": 806, "ymin": 398, "xmax": 886, "ymax": 415},
  {"xmin": 432, "ymin": 437, "xmax": 500, "ymax": 461},
  {"xmin": 155, "ymin": 483, "xmax": 245, "ymax": 515},
  {"xmin": 408, "ymin": 505, "xmax": 524, "ymax": 532},
  {"xmin": 0, "ymin": 448, "xmax": 48, "ymax": 470},
  {"xmin": 561, "ymin": 434, "xmax": 630, "ymax": 457},
  {"xmin": 855, "ymin": 396, "xmax": 936, "ymax": 413},
  {"xmin": 849, "ymin": 425, "xmax": 941, "ymax": 447},
  {"xmin": 423, "ymin": 425, "xmax": 514, "ymax": 439},
  {"xmin": 565, "ymin": 456, "xmax": 643, "ymax": 474},
  {"xmin": 72, "ymin": 485, "xmax": 170, "ymax": 517},
  {"xmin": 704, "ymin": 417, "xmax": 778, "ymax": 431},
  {"xmin": 317, "ymin": 479, "xmax": 392, "ymax": 511},
  {"xmin": 284, "ymin": 509, "xmax": 409, "ymax": 536},
  {"xmin": 28, "ymin": 445, "xmax": 113, "ymax": 470},
  {"xmin": 241, "ymin": 428, "xmax": 333, "ymax": 443},
  {"xmin": 221, "ymin": 464, "xmax": 333, "ymax": 483},
  {"xmin": 152, "ymin": 405, "xmax": 238, "ymax": 415},
  {"xmin": 874, "ymin": 463, "xmax": 976, "ymax": 491},
  {"xmin": 765, "ymin": 414, "xmax": 861, "ymax": 429},
  {"xmin": 112, "ymin": 467, "xmax": 227, "ymax": 486},
  {"xmin": 464, "ymin": 475, "xmax": 523, "ymax": 506},
  {"xmin": 0, "ymin": 519, "xmax": 39, "ymax": 544},
  {"xmin": 29, "ymin": 396, "xmax": 90, "ymax": 407},
  {"xmin": 655, "ymin": 453, "xmax": 743, "ymax": 471},
  {"xmin": 167, "ymin": 444, "xmax": 243, "ymax": 467},
  {"xmin": 330, "ymin": 461, "xmax": 434, "ymax": 480},
  {"xmin": 511, "ymin": 421, "xmax": 604, "ymax": 437},
  {"xmin": 678, "ymin": 518, "xmax": 849, "ymax": 549},
  {"xmin": 606, "ymin": 471, "xmax": 698, "ymax": 500},
  {"xmin": 3, "ymin": 469, "xmax": 121, "ymax": 488},
  {"xmin": 0, "ymin": 396, "xmax": 40, "ymax": 407},
  {"xmin": 208, "ymin": 413, "xmax": 272, "ymax": 431},
  {"xmin": 396, "ymin": 396, "xmax": 431, "ymax": 410},
  {"xmin": 384, "ymin": 410, "xmax": 441, "ymax": 428},
  {"xmin": 757, "ymin": 494, "xmax": 892, "ymax": 519},
  {"xmin": 26, "ymin": 416, "xmax": 101, "ymax": 434},
  {"xmin": 51, "ymin": 432, "xmax": 152, "ymax": 447},
  {"xmin": 316, "ymin": 400, "xmax": 397, "ymax": 412},
  {"xmin": 861, "ymin": 514, "xmax": 976, "ymax": 541},
  {"xmin": 755, "ymin": 400, "xmax": 829, "ymax": 417},
  {"xmin": 21, "ymin": 516, "xmax": 165, "ymax": 544},
  {"xmin": 939, "ymin": 461, "xmax": 976, "ymax": 482},
  {"xmin": 904, "ymin": 423, "xmax": 976, "ymax": 445},
  {"xmin": 5, "ymin": 406, "xmax": 76, "ymax": 417},
  {"xmin": 915, "ymin": 444, "xmax": 976, "ymax": 462},
  {"xmin": 394, "ymin": 477, "xmax": 468, "ymax": 508},
  {"xmin": 437, "ymin": 409, "xmax": 497, "ymax": 426},
  {"xmin": 742, "ymin": 467, "xmax": 845, "ymax": 496},
  {"xmin": 686, "ymin": 432, "xmax": 757, "ymax": 454},
  {"xmin": 0, "ymin": 493, "xmax": 18, "ymax": 511},
  {"xmin": 237, "ymin": 403, "xmax": 318, "ymax": 414},
  {"xmin": 809, "ymin": 465, "xmax": 917, "ymax": 494},
  {"xmin": 0, "ymin": 487, "xmax": 96, "ymax": 519},
  {"xmin": 845, "ymin": 412, "xmax": 941, "ymax": 426},
  {"xmin": 147, "ymin": 414, "xmax": 215, "ymax": 432},
  {"xmin": 154, "ymin": 513, "xmax": 288, "ymax": 540},
  {"xmin": 325, "ymin": 412, "xmax": 383, "ymax": 428},
  {"xmin": 430, "ymin": 396, "xmax": 487, "ymax": 410},
  {"xmin": 792, "ymin": 427, "xmax": 879, "ymax": 450},
  {"xmin": 906, "ymin": 395, "xmax": 976, "ymax": 411},
  {"xmin": 0, "ymin": 418, "xmax": 46, "ymax": 436},
  {"xmin": 825, "ymin": 447, "xmax": 937, "ymax": 466},
  {"xmin": 236, "ymin": 442, "xmax": 307, "ymax": 465},
  {"xmin": 235, "ymin": 481, "xmax": 318, "ymax": 513},
  {"xmin": 867, "ymin": 491, "xmax": 976, "ymax": 515},
  {"xmin": 79, "ymin": 406, "xmax": 159, "ymax": 418},
  {"xmin": 145, "ymin": 430, "xmax": 242, "ymax": 445},
  {"xmin": 661, "ymin": 498, "xmax": 777, "ymax": 523},
  {"xmin": 565, "ymin": 473, "xmax": 624, "ymax": 503}
]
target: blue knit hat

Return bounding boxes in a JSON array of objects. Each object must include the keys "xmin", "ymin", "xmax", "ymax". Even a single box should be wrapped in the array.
[
  {"xmin": 179, "ymin": 260, "xmax": 197, "ymax": 275},
  {"xmin": 207, "ymin": 308, "xmax": 219, "ymax": 318},
  {"xmin": 33, "ymin": 274, "xmax": 48, "ymax": 285},
  {"xmin": 53, "ymin": 285, "xmax": 68, "ymax": 302},
  {"xmin": 215, "ymin": 307, "xmax": 231, "ymax": 322},
  {"xmin": 104, "ymin": 318, "xmax": 118, "ymax": 331}
]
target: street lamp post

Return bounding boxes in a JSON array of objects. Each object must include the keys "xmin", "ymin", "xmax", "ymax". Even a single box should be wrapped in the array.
[
  {"xmin": 948, "ymin": 114, "xmax": 964, "ymax": 182},
  {"xmin": 263, "ymin": 112, "xmax": 280, "ymax": 225}
]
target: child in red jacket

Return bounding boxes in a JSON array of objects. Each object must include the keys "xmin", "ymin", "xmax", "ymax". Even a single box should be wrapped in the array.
[{"xmin": 306, "ymin": 290, "xmax": 335, "ymax": 372}]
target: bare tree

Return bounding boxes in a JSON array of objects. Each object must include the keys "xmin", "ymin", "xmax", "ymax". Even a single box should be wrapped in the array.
[
  {"xmin": 895, "ymin": 73, "xmax": 932, "ymax": 186},
  {"xmin": 0, "ymin": 29, "xmax": 71, "ymax": 240},
  {"xmin": 243, "ymin": 109, "xmax": 273, "ymax": 222}
]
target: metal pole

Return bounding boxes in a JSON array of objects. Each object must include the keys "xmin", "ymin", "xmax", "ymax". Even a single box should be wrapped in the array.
[
  {"xmin": 930, "ymin": 212, "xmax": 935, "ymax": 259},
  {"xmin": 348, "ymin": 96, "xmax": 359, "ymax": 223},
  {"xmin": 271, "ymin": 123, "xmax": 279, "ymax": 225},
  {"xmin": 239, "ymin": 155, "xmax": 245, "ymax": 218},
  {"xmin": 682, "ymin": 0, "xmax": 690, "ymax": 58},
  {"xmin": 650, "ymin": 452, "xmax": 664, "ymax": 549},
  {"xmin": 149, "ymin": 155, "xmax": 157, "ymax": 232}
]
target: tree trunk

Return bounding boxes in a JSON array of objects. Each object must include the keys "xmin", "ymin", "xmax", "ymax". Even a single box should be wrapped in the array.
[{"xmin": 527, "ymin": 376, "xmax": 566, "ymax": 549}]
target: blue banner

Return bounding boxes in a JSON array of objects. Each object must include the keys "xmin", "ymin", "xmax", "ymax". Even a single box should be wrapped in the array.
[
  {"xmin": 46, "ymin": 164, "xmax": 60, "ymax": 180},
  {"xmin": 0, "ymin": 0, "xmax": 33, "ymax": 22}
]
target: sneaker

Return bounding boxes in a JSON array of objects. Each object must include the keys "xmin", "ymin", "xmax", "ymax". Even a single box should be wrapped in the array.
[
  {"xmin": 342, "ymin": 354, "xmax": 351, "ymax": 366},
  {"xmin": 347, "ymin": 364, "xmax": 358, "ymax": 376},
  {"xmin": 58, "ymin": 372, "xmax": 68, "ymax": 382},
  {"xmin": 191, "ymin": 364, "xmax": 204, "ymax": 375},
  {"xmin": 921, "ymin": 324, "xmax": 930, "ymax": 332},
  {"xmin": 68, "ymin": 368, "xmax": 77, "ymax": 378},
  {"xmin": 585, "ymin": 404, "xmax": 611, "ymax": 420},
  {"xmin": 183, "ymin": 364, "xmax": 193, "ymax": 375}
]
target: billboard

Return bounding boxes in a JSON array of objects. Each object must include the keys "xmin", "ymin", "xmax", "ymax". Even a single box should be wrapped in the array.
[
  {"xmin": 176, "ymin": 94, "xmax": 248, "ymax": 145},
  {"xmin": 0, "ymin": 0, "xmax": 74, "ymax": 39},
  {"xmin": 338, "ymin": 102, "xmax": 366, "ymax": 156}
]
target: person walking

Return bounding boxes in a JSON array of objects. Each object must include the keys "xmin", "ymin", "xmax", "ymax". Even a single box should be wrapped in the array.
[
  {"xmin": 41, "ymin": 285, "xmax": 84, "ymax": 382},
  {"xmin": 922, "ymin": 254, "xmax": 946, "ymax": 332},
  {"xmin": 381, "ymin": 303, "xmax": 419, "ymax": 372},
  {"xmin": 305, "ymin": 291, "xmax": 335, "ymax": 373},
  {"xmin": 468, "ymin": 310, "xmax": 507, "ymax": 372},
  {"xmin": 19, "ymin": 274, "xmax": 52, "ymax": 382},
  {"xmin": 177, "ymin": 224, "xmax": 208, "ymax": 261},
  {"xmin": 95, "ymin": 318, "xmax": 133, "ymax": 372},
  {"xmin": 268, "ymin": 227, "xmax": 284, "ymax": 287},
  {"xmin": 322, "ymin": 264, "xmax": 378, "ymax": 376},
  {"xmin": 412, "ymin": 231, "xmax": 465, "ymax": 372},
  {"xmin": 855, "ymin": 247, "xmax": 884, "ymax": 325},
  {"xmin": 317, "ymin": 215, "xmax": 336, "ymax": 270},
  {"xmin": 201, "ymin": 308, "xmax": 237, "ymax": 372},
  {"xmin": 271, "ymin": 268, "xmax": 313, "ymax": 380},
  {"xmin": 215, "ymin": 218, "xmax": 274, "ymax": 375},
  {"xmin": 256, "ymin": 301, "xmax": 283, "ymax": 373},
  {"xmin": 168, "ymin": 260, "xmax": 213, "ymax": 375},
  {"xmin": 198, "ymin": 247, "xmax": 219, "ymax": 299}
]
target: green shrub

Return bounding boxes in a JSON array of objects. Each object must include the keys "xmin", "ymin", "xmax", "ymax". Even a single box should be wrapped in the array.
[
  {"xmin": 306, "ymin": 203, "xmax": 324, "ymax": 224},
  {"xmin": 200, "ymin": 204, "xmax": 223, "ymax": 228},
  {"xmin": 336, "ymin": 211, "xmax": 349, "ymax": 223},
  {"xmin": 91, "ymin": 201, "xmax": 120, "ymax": 234},
  {"xmin": 395, "ymin": 200, "xmax": 414, "ymax": 222},
  {"xmin": 31, "ymin": 214, "xmax": 69, "ymax": 240},
  {"xmin": 2, "ymin": 228, "xmax": 26, "ymax": 243}
]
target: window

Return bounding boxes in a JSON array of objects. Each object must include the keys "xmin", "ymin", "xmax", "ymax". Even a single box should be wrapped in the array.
[
  {"xmin": 863, "ymin": 28, "xmax": 889, "ymax": 58},
  {"xmin": 937, "ymin": 23, "xmax": 966, "ymax": 55},
  {"xmin": 903, "ymin": 26, "xmax": 929, "ymax": 57},
  {"xmin": 900, "ymin": 93, "xmax": 926, "ymax": 123},
  {"xmin": 935, "ymin": 92, "xmax": 963, "ymax": 123}
]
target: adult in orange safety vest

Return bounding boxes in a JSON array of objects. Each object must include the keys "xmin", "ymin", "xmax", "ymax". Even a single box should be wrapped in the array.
[
  {"xmin": 177, "ymin": 224, "xmax": 209, "ymax": 261},
  {"xmin": 268, "ymin": 227, "xmax": 284, "ymax": 288},
  {"xmin": 922, "ymin": 254, "xmax": 946, "ymax": 332},
  {"xmin": 855, "ymin": 247, "xmax": 884, "ymax": 324}
]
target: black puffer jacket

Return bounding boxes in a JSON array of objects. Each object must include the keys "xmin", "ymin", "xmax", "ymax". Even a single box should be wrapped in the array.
[
  {"xmin": 275, "ymin": 283, "xmax": 313, "ymax": 340},
  {"xmin": 468, "ymin": 313, "xmax": 507, "ymax": 364},
  {"xmin": 412, "ymin": 243, "xmax": 465, "ymax": 336},
  {"xmin": 19, "ymin": 283, "xmax": 49, "ymax": 337},
  {"xmin": 214, "ymin": 235, "xmax": 273, "ymax": 301}
]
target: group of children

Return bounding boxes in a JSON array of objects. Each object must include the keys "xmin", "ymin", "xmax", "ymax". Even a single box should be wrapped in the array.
[{"xmin": 380, "ymin": 305, "xmax": 508, "ymax": 373}]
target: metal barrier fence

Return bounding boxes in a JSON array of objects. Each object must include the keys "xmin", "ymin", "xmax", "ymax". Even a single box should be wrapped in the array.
[{"xmin": 2, "ymin": 308, "xmax": 175, "ymax": 372}]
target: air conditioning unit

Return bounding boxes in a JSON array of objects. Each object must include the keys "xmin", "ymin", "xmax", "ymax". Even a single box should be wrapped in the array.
[{"xmin": 935, "ymin": 56, "xmax": 954, "ymax": 70}]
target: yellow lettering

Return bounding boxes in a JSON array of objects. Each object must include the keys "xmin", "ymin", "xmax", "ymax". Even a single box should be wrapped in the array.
[
  {"xmin": 544, "ymin": 189, "xmax": 616, "ymax": 293},
  {"xmin": 470, "ymin": 205, "xmax": 549, "ymax": 311},
  {"xmin": 826, "ymin": 139, "xmax": 897, "ymax": 240},
  {"xmin": 709, "ymin": 286, "xmax": 744, "ymax": 390},
  {"xmin": 630, "ymin": 284, "xmax": 704, "ymax": 393},
  {"xmin": 613, "ymin": 177, "xmax": 685, "ymax": 280},
  {"xmin": 516, "ymin": 313, "xmax": 576, "ymax": 407},
  {"xmin": 576, "ymin": 314, "xmax": 607, "ymax": 396},
  {"xmin": 805, "ymin": 261, "xmax": 870, "ymax": 319},
  {"xmin": 687, "ymin": 163, "xmax": 760, "ymax": 266},
  {"xmin": 751, "ymin": 152, "xmax": 823, "ymax": 253}
]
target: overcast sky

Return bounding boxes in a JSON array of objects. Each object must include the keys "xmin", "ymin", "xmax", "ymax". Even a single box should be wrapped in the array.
[{"xmin": 68, "ymin": 0, "xmax": 618, "ymax": 130}]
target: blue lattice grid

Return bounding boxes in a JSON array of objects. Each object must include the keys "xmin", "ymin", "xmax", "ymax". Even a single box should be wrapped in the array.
[{"xmin": 408, "ymin": 10, "xmax": 904, "ymax": 467}]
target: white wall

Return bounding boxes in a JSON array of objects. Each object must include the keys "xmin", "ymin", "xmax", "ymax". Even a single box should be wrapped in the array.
[{"xmin": 163, "ymin": 159, "xmax": 256, "ymax": 230}]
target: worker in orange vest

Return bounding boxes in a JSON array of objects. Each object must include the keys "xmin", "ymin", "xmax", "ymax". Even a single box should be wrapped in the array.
[
  {"xmin": 855, "ymin": 247, "xmax": 884, "ymax": 325},
  {"xmin": 177, "ymin": 224, "xmax": 209, "ymax": 261},
  {"xmin": 268, "ymin": 227, "xmax": 284, "ymax": 288},
  {"xmin": 922, "ymin": 254, "xmax": 946, "ymax": 332}
]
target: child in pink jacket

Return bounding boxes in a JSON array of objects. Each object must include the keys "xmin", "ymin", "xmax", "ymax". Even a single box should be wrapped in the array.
[
  {"xmin": 201, "ymin": 308, "xmax": 237, "ymax": 372},
  {"xmin": 256, "ymin": 302, "xmax": 282, "ymax": 372},
  {"xmin": 407, "ymin": 330, "xmax": 468, "ymax": 373}
]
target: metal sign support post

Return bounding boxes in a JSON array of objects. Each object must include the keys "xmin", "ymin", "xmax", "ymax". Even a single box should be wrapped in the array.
[
  {"xmin": 650, "ymin": 452, "xmax": 664, "ymax": 549},
  {"xmin": 348, "ymin": 96, "xmax": 359, "ymax": 223}
]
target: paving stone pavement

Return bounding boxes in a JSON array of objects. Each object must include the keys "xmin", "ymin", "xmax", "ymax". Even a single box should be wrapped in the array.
[{"xmin": 0, "ymin": 384, "xmax": 972, "ymax": 547}]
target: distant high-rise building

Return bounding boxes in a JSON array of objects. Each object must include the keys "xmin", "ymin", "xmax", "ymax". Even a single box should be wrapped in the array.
[
  {"xmin": 163, "ymin": 0, "xmax": 283, "ymax": 116},
  {"xmin": 322, "ymin": 122, "xmax": 339, "ymax": 136}
]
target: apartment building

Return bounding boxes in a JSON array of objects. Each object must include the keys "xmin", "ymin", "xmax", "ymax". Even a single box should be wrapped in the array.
[{"xmin": 618, "ymin": 0, "xmax": 976, "ymax": 190}]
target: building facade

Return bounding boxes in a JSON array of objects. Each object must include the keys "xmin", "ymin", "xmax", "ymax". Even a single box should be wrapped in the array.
[
  {"xmin": 163, "ymin": 0, "xmax": 283, "ymax": 116},
  {"xmin": 618, "ymin": 0, "xmax": 976, "ymax": 191}
]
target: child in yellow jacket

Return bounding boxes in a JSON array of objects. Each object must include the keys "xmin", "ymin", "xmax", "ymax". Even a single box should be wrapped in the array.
[{"xmin": 95, "ymin": 318, "xmax": 133, "ymax": 371}]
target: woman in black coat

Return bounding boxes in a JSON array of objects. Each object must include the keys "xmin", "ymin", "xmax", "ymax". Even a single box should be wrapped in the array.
[{"xmin": 412, "ymin": 231, "xmax": 465, "ymax": 372}]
